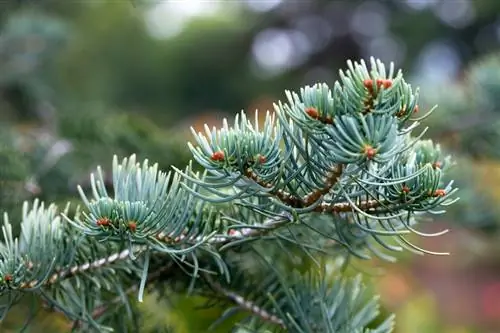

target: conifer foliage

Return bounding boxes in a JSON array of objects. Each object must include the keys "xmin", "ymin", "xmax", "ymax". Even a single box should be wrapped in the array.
[{"xmin": 0, "ymin": 59, "xmax": 458, "ymax": 332}]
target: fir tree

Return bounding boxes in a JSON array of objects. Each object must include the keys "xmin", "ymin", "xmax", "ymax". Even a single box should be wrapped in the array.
[{"xmin": 0, "ymin": 58, "xmax": 460, "ymax": 332}]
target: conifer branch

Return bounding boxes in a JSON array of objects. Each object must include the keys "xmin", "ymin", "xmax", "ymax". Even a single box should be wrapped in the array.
[
  {"xmin": 0, "ymin": 58, "xmax": 460, "ymax": 332},
  {"xmin": 22, "ymin": 246, "xmax": 147, "ymax": 288}
]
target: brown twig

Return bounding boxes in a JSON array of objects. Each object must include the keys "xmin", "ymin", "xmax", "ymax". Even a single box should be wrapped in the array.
[
  {"xmin": 303, "ymin": 164, "xmax": 344, "ymax": 206},
  {"xmin": 244, "ymin": 169, "xmax": 304, "ymax": 207},
  {"xmin": 244, "ymin": 164, "xmax": 345, "ymax": 209},
  {"xmin": 315, "ymin": 198, "xmax": 380, "ymax": 213},
  {"xmin": 203, "ymin": 273, "xmax": 286, "ymax": 329},
  {"xmin": 242, "ymin": 161, "xmax": 386, "ymax": 216}
]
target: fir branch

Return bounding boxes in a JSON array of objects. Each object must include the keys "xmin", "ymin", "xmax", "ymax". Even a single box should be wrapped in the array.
[
  {"xmin": 16, "ymin": 212, "xmax": 292, "ymax": 295},
  {"xmin": 0, "ymin": 58, "xmax": 460, "ymax": 332}
]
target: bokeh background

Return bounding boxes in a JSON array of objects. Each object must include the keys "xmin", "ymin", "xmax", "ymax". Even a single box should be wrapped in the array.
[{"xmin": 1, "ymin": 0, "xmax": 500, "ymax": 332}]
